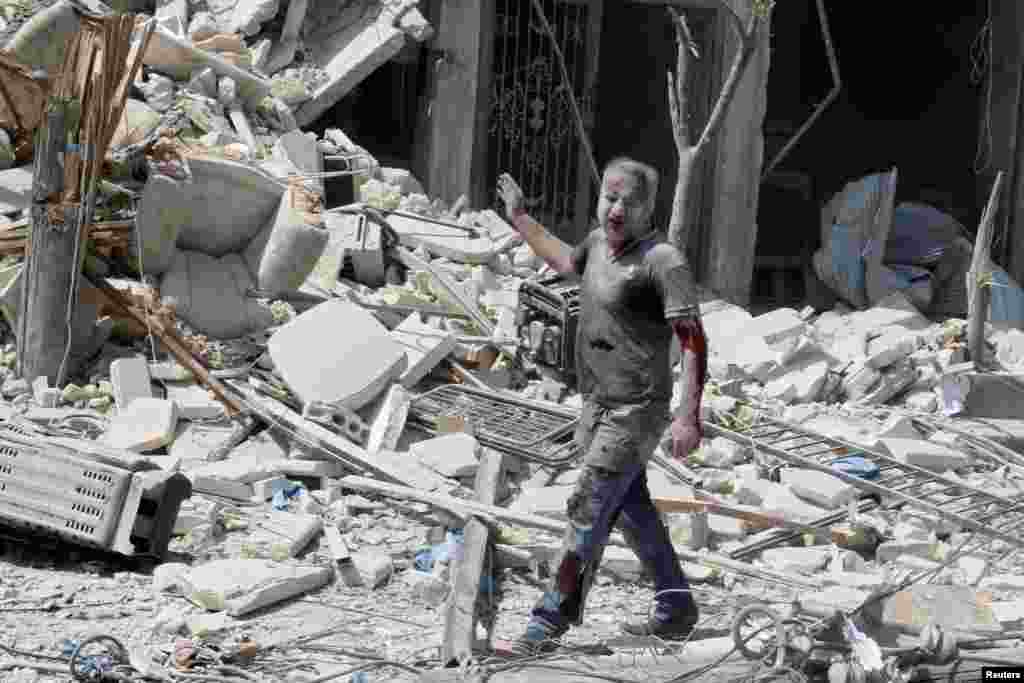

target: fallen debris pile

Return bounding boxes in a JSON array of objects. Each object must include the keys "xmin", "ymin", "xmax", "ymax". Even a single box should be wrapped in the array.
[{"xmin": 0, "ymin": 4, "xmax": 1023, "ymax": 683}]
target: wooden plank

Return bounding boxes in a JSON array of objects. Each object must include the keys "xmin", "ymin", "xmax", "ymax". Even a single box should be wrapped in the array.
[
  {"xmin": 424, "ymin": 0, "xmax": 495, "ymax": 207},
  {"xmin": 442, "ymin": 448, "xmax": 503, "ymax": 666},
  {"xmin": 704, "ymin": 0, "xmax": 771, "ymax": 306},
  {"xmin": 653, "ymin": 496, "xmax": 854, "ymax": 545}
]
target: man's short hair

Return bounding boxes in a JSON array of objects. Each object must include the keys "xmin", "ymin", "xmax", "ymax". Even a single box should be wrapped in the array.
[{"xmin": 603, "ymin": 157, "xmax": 659, "ymax": 212}]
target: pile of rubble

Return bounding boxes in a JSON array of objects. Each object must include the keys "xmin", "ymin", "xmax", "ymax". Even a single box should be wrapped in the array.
[{"xmin": 0, "ymin": 2, "xmax": 1023, "ymax": 681}]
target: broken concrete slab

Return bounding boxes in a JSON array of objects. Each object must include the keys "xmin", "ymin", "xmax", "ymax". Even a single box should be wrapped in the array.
[
  {"xmin": 272, "ymin": 130, "xmax": 324, "ymax": 197},
  {"xmin": 763, "ymin": 359, "xmax": 829, "ymax": 405},
  {"xmin": 866, "ymin": 330, "xmax": 921, "ymax": 370},
  {"xmin": 110, "ymin": 356, "xmax": 153, "ymax": 410},
  {"xmin": 366, "ymin": 384, "xmax": 411, "ymax": 455},
  {"xmin": 509, "ymin": 485, "xmax": 574, "ymax": 521},
  {"xmin": 103, "ymin": 398, "xmax": 179, "ymax": 452},
  {"xmin": 351, "ymin": 550, "xmax": 393, "ymax": 589},
  {"xmin": 169, "ymin": 420, "xmax": 237, "ymax": 464},
  {"xmin": 227, "ymin": 0, "xmax": 278, "ymax": 36},
  {"xmin": 164, "ymin": 382, "xmax": 226, "ymax": 420},
  {"xmin": 268, "ymin": 299, "xmax": 407, "ymax": 411},
  {"xmin": 252, "ymin": 511, "xmax": 323, "ymax": 557},
  {"xmin": 743, "ymin": 308, "xmax": 806, "ymax": 346},
  {"xmin": 294, "ymin": 12, "xmax": 407, "ymax": 127},
  {"xmin": 183, "ymin": 559, "xmax": 333, "ymax": 616},
  {"xmin": 781, "ymin": 468, "xmax": 858, "ymax": 510},
  {"xmin": 761, "ymin": 546, "xmax": 830, "ymax": 575},
  {"xmin": 410, "ymin": 432, "xmax": 480, "ymax": 479},
  {"xmin": 877, "ymin": 438, "xmax": 968, "ymax": 473},
  {"xmin": 390, "ymin": 314, "xmax": 457, "ymax": 389},
  {"xmin": 384, "ymin": 211, "xmax": 497, "ymax": 265},
  {"xmin": 143, "ymin": 26, "xmax": 271, "ymax": 103}
]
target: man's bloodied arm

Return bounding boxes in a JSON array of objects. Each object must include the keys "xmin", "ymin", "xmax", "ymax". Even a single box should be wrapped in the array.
[
  {"xmin": 509, "ymin": 209, "xmax": 576, "ymax": 275},
  {"xmin": 671, "ymin": 314, "xmax": 708, "ymax": 428}
]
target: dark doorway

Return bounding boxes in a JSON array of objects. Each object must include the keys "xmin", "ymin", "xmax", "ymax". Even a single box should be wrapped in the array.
[{"xmin": 755, "ymin": 0, "xmax": 988, "ymax": 310}]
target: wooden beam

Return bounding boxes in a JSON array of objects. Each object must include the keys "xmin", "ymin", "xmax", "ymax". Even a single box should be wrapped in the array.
[
  {"xmin": 968, "ymin": 172, "xmax": 1005, "ymax": 367},
  {"xmin": 442, "ymin": 448, "xmax": 503, "ymax": 666},
  {"xmin": 653, "ymin": 496, "xmax": 855, "ymax": 546},
  {"xmin": 704, "ymin": 0, "xmax": 771, "ymax": 306},
  {"xmin": 17, "ymin": 103, "xmax": 80, "ymax": 386}
]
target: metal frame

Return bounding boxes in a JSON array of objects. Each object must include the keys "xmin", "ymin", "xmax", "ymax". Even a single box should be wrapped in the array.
[{"xmin": 704, "ymin": 416, "xmax": 1024, "ymax": 550}]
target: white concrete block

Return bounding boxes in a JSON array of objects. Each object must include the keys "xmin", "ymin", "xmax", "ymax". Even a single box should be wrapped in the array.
[
  {"xmin": 110, "ymin": 356, "xmax": 153, "ymax": 409},
  {"xmin": 866, "ymin": 331, "xmax": 920, "ymax": 370},
  {"xmin": 268, "ymin": 299, "xmax": 407, "ymax": 411},
  {"xmin": 183, "ymin": 559, "xmax": 333, "ymax": 616},
  {"xmin": 164, "ymin": 381, "xmax": 226, "ymax": 420},
  {"xmin": 103, "ymin": 398, "xmax": 178, "ymax": 452},
  {"xmin": 510, "ymin": 485, "xmax": 574, "ymax": 521},
  {"xmin": 390, "ymin": 314, "xmax": 457, "ymax": 389},
  {"xmin": 782, "ymin": 468, "xmax": 858, "ymax": 509},
  {"xmin": 876, "ymin": 540, "xmax": 936, "ymax": 564},
  {"xmin": 877, "ymin": 438, "xmax": 968, "ymax": 473},
  {"xmin": 410, "ymin": 432, "xmax": 479, "ymax": 479},
  {"xmin": 761, "ymin": 546, "xmax": 830, "ymax": 574},
  {"xmin": 904, "ymin": 390, "xmax": 938, "ymax": 412},
  {"xmin": 744, "ymin": 308, "xmax": 806, "ymax": 345},
  {"xmin": 352, "ymin": 550, "xmax": 393, "ymax": 589}
]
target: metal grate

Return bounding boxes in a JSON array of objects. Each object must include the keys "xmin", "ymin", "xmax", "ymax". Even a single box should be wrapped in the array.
[
  {"xmin": 704, "ymin": 414, "xmax": 1024, "ymax": 550},
  {"xmin": 0, "ymin": 430, "xmax": 132, "ymax": 548},
  {"xmin": 409, "ymin": 384, "xmax": 578, "ymax": 457},
  {"xmin": 488, "ymin": 0, "xmax": 599, "ymax": 237}
]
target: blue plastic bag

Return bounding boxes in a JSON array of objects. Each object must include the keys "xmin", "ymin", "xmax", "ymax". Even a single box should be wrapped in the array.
[{"xmin": 830, "ymin": 455, "xmax": 880, "ymax": 481}]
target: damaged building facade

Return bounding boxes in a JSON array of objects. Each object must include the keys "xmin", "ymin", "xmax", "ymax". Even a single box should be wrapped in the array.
[{"xmin": 1, "ymin": 1, "xmax": 1024, "ymax": 682}]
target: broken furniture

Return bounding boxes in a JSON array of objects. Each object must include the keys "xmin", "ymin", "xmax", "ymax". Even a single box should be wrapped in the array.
[{"xmin": 0, "ymin": 421, "xmax": 190, "ymax": 559}]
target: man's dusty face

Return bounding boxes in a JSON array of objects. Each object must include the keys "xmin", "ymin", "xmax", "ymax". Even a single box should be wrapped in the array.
[{"xmin": 597, "ymin": 169, "xmax": 651, "ymax": 249}]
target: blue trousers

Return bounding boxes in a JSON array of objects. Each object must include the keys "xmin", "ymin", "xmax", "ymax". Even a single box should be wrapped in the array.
[{"xmin": 527, "ymin": 460, "xmax": 694, "ymax": 636}]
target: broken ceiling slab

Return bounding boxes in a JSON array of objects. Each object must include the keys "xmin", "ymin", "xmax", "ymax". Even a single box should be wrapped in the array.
[
  {"xmin": 384, "ymin": 211, "xmax": 496, "ymax": 265},
  {"xmin": 294, "ymin": 7, "xmax": 408, "ymax": 127},
  {"xmin": 390, "ymin": 313, "xmax": 457, "ymax": 389},
  {"xmin": 182, "ymin": 558, "xmax": 332, "ymax": 616},
  {"xmin": 103, "ymin": 398, "xmax": 179, "ymax": 453},
  {"xmin": 268, "ymin": 299, "xmax": 407, "ymax": 411}
]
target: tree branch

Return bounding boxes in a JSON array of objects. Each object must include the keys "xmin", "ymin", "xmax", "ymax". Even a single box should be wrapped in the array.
[
  {"xmin": 666, "ymin": 0, "xmax": 766, "ymax": 251},
  {"xmin": 695, "ymin": 9, "xmax": 760, "ymax": 153}
]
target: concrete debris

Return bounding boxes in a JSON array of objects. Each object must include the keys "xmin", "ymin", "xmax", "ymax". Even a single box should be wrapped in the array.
[{"xmin": 0, "ymin": 21, "xmax": 1023, "ymax": 683}]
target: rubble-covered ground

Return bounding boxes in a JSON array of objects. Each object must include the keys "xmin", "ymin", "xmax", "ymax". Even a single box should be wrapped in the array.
[{"xmin": 1, "ymin": 0, "xmax": 1024, "ymax": 681}]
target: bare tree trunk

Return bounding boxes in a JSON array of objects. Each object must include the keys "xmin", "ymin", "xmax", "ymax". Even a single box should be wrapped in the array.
[{"xmin": 666, "ymin": 2, "xmax": 766, "ymax": 253}]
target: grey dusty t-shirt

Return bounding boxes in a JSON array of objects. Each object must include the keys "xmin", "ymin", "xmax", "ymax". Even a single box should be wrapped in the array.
[{"xmin": 571, "ymin": 228, "xmax": 699, "ymax": 409}]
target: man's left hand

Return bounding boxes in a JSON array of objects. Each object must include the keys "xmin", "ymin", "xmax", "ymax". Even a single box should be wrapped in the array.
[{"xmin": 670, "ymin": 416, "xmax": 702, "ymax": 461}]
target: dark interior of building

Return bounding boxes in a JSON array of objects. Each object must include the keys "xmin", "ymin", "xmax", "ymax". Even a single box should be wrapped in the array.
[
  {"xmin": 754, "ymin": 0, "xmax": 989, "ymax": 309},
  {"xmin": 306, "ymin": 0, "xmax": 990, "ymax": 309}
]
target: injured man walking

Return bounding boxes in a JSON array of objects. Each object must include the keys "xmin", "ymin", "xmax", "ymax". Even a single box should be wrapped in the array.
[{"xmin": 496, "ymin": 158, "xmax": 709, "ymax": 654}]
